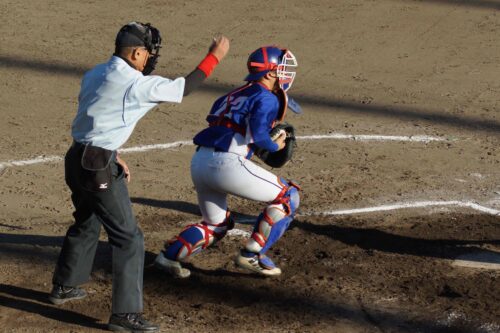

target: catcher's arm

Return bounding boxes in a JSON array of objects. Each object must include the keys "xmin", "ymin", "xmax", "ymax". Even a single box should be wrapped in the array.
[{"xmin": 248, "ymin": 97, "xmax": 282, "ymax": 152}]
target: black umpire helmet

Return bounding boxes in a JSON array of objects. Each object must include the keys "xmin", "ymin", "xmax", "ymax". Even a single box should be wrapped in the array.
[
  {"xmin": 115, "ymin": 22, "xmax": 162, "ymax": 75},
  {"xmin": 115, "ymin": 22, "xmax": 161, "ymax": 52}
]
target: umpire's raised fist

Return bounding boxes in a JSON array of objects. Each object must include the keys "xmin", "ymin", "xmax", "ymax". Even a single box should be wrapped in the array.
[{"xmin": 209, "ymin": 35, "xmax": 230, "ymax": 61}]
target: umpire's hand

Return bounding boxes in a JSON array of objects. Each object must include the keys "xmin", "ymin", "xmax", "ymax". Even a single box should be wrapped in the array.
[
  {"xmin": 209, "ymin": 35, "xmax": 230, "ymax": 61},
  {"xmin": 116, "ymin": 155, "xmax": 131, "ymax": 183}
]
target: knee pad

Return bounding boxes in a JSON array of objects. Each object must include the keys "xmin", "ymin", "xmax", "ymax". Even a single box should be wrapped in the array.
[
  {"xmin": 165, "ymin": 212, "xmax": 234, "ymax": 261},
  {"xmin": 274, "ymin": 178, "xmax": 300, "ymax": 214},
  {"xmin": 245, "ymin": 180, "xmax": 300, "ymax": 254}
]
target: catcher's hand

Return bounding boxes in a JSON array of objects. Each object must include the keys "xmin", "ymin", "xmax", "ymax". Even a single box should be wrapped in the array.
[
  {"xmin": 272, "ymin": 128, "xmax": 287, "ymax": 150},
  {"xmin": 255, "ymin": 123, "xmax": 296, "ymax": 168}
]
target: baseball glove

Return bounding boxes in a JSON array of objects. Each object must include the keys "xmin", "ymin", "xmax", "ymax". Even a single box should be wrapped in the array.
[{"xmin": 255, "ymin": 123, "xmax": 296, "ymax": 168}]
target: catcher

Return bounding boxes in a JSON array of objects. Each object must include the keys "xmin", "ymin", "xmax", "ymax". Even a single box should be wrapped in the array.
[{"xmin": 155, "ymin": 46, "xmax": 301, "ymax": 277}]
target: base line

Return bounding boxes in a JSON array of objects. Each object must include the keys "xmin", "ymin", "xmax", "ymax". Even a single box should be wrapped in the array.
[
  {"xmin": 226, "ymin": 200, "xmax": 500, "ymax": 237},
  {"xmin": 119, "ymin": 140, "xmax": 192, "ymax": 154},
  {"xmin": 186, "ymin": 199, "xmax": 500, "ymax": 238},
  {"xmin": 302, "ymin": 200, "xmax": 500, "ymax": 216},
  {"xmin": 0, "ymin": 133, "xmax": 446, "ymax": 170},
  {"xmin": 232, "ymin": 201, "xmax": 500, "ymax": 227},
  {"xmin": 0, "ymin": 155, "xmax": 63, "ymax": 169},
  {"xmin": 298, "ymin": 133, "xmax": 445, "ymax": 143}
]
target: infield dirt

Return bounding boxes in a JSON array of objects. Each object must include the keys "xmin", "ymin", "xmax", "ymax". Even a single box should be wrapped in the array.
[{"xmin": 0, "ymin": 1, "xmax": 499, "ymax": 332}]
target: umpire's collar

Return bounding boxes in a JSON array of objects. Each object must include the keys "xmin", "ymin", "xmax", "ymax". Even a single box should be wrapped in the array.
[{"xmin": 112, "ymin": 54, "xmax": 140, "ymax": 72}]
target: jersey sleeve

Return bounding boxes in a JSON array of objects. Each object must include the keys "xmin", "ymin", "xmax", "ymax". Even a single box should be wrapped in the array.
[
  {"xmin": 132, "ymin": 75, "xmax": 185, "ymax": 104},
  {"xmin": 248, "ymin": 94, "xmax": 280, "ymax": 152},
  {"xmin": 122, "ymin": 75, "xmax": 185, "ymax": 127}
]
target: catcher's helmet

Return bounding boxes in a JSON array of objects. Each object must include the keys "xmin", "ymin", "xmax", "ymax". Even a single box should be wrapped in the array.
[{"xmin": 244, "ymin": 46, "xmax": 297, "ymax": 91}]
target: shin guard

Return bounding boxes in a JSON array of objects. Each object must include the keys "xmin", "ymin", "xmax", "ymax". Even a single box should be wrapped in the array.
[
  {"xmin": 165, "ymin": 212, "xmax": 234, "ymax": 261},
  {"xmin": 245, "ymin": 179, "xmax": 300, "ymax": 255}
]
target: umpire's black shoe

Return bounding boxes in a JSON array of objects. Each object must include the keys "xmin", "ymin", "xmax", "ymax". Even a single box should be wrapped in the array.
[
  {"xmin": 48, "ymin": 284, "xmax": 87, "ymax": 305},
  {"xmin": 108, "ymin": 313, "xmax": 159, "ymax": 332}
]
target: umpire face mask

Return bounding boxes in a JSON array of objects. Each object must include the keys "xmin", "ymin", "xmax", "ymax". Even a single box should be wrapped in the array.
[
  {"xmin": 115, "ymin": 22, "xmax": 162, "ymax": 75},
  {"xmin": 142, "ymin": 25, "xmax": 161, "ymax": 75}
]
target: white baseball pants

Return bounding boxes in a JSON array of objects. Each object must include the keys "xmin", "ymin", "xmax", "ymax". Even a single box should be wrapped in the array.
[{"xmin": 190, "ymin": 147, "xmax": 285, "ymax": 224}]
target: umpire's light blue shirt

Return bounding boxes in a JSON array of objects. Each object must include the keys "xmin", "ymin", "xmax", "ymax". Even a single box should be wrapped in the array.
[{"xmin": 72, "ymin": 56, "xmax": 185, "ymax": 150}]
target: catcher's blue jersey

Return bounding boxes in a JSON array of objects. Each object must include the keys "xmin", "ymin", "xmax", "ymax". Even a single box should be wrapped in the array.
[{"xmin": 193, "ymin": 83, "xmax": 280, "ymax": 158}]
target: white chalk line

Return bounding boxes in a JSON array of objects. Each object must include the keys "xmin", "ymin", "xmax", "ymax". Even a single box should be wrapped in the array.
[
  {"xmin": 119, "ymin": 140, "xmax": 192, "ymax": 153},
  {"xmin": 304, "ymin": 200, "xmax": 500, "ymax": 217},
  {"xmin": 0, "ymin": 133, "xmax": 446, "ymax": 170},
  {"xmin": 298, "ymin": 133, "xmax": 445, "ymax": 143},
  {"xmin": 221, "ymin": 200, "xmax": 500, "ymax": 238},
  {"xmin": 0, "ymin": 155, "xmax": 63, "ymax": 169},
  {"xmin": 231, "ymin": 201, "xmax": 500, "ymax": 224}
]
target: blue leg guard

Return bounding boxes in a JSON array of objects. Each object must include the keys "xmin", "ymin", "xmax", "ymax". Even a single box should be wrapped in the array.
[
  {"xmin": 245, "ymin": 179, "xmax": 300, "ymax": 255},
  {"xmin": 165, "ymin": 213, "xmax": 234, "ymax": 261}
]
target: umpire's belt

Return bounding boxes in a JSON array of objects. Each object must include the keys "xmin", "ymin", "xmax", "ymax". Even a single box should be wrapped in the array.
[{"xmin": 71, "ymin": 140, "xmax": 85, "ymax": 150}]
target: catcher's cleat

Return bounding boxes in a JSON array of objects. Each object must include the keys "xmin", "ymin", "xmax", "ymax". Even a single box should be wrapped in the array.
[
  {"xmin": 48, "ymin": 284, "xmax": 87, "ymax": 305},
  {"xmin": 235, "ymin": 250, "xmax": 282, "ymax": 276},
  {"xmin": 154, "ymin": 251, "xmax": 191, "ymax": 278}
]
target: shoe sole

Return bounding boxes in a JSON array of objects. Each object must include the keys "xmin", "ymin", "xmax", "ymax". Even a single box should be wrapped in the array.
[
  {"xmin": 108, "ymin": 323, "xmax": 159, "ymax": 332},
  {"xmin": 235, "ymin": 256, "xmax": 282, "ymax": 276},
  {"xmin": 107, "ymin": 323, "xmax": 129, "ymax": 332},
  {"xmin": 48, "ymin": 294, "xmax": 87, "ymax": 305}
]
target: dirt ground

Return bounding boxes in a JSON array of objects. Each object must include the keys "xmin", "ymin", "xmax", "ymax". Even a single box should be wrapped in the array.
[{"xmin": 0, "ymin": 0, "xmax": 499, "ymax": 332}]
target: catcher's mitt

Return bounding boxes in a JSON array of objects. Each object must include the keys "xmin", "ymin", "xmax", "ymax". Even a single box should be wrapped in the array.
[{"xmin": 255, "ymin": 123, "xmax": 296, "ymax": 168}]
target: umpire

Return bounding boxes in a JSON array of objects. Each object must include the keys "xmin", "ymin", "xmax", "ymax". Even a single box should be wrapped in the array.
[{"xmin": 49, "ymin": 22, "xmax": 229, "ymax": 332}]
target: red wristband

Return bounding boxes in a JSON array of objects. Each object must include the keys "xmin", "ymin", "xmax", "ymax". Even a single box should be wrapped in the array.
[{"xmin": 197, "ymin": 53, "xmax": 219, "ymax": 77}]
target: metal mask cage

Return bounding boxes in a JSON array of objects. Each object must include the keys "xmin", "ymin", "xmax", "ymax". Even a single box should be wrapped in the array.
[
  {"xmin": 140, "ymin": 23, "xmax": 162, "ymax": 75},
  {"xmin": 277, "ymin": 50, "xmax": 297, "ymax": 92},
  {"xmin": 147, "ymin": 25, "xmax": 162, "ymax": 53}
]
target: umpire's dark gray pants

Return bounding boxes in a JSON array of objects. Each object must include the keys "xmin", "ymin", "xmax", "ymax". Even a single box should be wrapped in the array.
[{"xmin": 53, "ymin": 144, "xmax": 144, "ymax": 314}]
